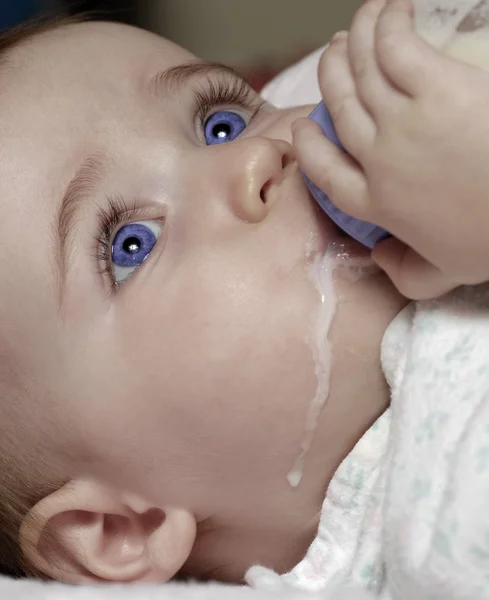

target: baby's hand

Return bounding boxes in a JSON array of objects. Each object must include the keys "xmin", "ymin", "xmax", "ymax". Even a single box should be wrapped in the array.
[{"xmin": 293, "ymin": 0, "xmax": 489, "ymax": 299}]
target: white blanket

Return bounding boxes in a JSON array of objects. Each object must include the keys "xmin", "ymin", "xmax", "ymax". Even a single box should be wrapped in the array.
[{"xmin": 0, "ymin": 577, "xmax": 374, "ymax": 600}]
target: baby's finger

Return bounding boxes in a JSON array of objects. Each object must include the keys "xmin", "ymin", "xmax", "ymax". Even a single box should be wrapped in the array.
[
  {"xmin": 372, "ymin": 237, "xmax": 457, "ymax": 300},
  {"xmin": 319, "ymin": 34, "xmax": 376, "ymax": 159},
  {"xmin": 348, "ymin": 0, "xmax": 402, "ymax": 117},
  {"xmin": 375, "ymin": 0, "xmax": 440, "ymax": 96},
  {"xmin": 292, "ymin": 119, "xmax": 369, "ymax": 220}
]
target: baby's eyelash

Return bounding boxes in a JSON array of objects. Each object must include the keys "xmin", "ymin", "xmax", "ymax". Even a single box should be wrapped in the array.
[
  {"xmin": 193, "ymin": 74, "xmax": 265, "ymax": 131},
  {"xmin": 94, "ymin": 195, "xmax": 149, "ymax": 292}
]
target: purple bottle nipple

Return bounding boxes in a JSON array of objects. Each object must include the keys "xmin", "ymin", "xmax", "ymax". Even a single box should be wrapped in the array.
[{"xmin": 304, "ymin": 102, "xmax": 390, "ymax": 249}]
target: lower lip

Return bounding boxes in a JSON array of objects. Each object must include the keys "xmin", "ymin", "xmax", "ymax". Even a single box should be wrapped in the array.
[
  {"xmin": 308, "ymin": 197, "xmax": 383, "ymax": 288},
  {"xmin": 315, "ymin": 203, "xmax": 373, "ymax": 261}
]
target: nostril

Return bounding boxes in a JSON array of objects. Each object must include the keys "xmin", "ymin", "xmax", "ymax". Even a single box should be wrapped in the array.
[
  {"xmin": 260, "ymin": 179, "xmax": 272, "ymax": 204},
  {"xmin": 281, "ymin": 151, "xmax": 293, "ymax": 170},
  {"xmin": 260, "ymin": 152, "xmax": 292, "ymax": 204}
]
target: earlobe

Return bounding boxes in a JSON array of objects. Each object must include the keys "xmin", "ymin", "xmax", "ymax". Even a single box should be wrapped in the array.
[
  {"xmin": 19, "ymin": 479, "xmax": 197, "ymax": 584},
  {"xmin": 144, "ymin": 505, "xmax": 197, "ymax": 581}
]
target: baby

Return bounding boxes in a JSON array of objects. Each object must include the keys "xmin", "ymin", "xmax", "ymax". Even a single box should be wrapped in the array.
[{"xmin": 0, "ymin": 0, "xmax": 488, "ymax": 597}]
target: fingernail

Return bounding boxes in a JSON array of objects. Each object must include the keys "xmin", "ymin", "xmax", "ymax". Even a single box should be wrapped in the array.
[{"xmin": 331, "ymin": 30, "xmax": 348, "ymax": 43}]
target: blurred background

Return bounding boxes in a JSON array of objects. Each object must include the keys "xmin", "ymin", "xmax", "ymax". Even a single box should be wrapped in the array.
[{"xmin": 0, "ymin": 0, "xmax": 362, "ymax": 89}]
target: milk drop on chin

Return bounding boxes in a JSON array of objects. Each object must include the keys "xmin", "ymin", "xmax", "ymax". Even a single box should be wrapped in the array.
[{"xmin": 287, "ymin": 249, "xmax": 338, "ymax": 488}]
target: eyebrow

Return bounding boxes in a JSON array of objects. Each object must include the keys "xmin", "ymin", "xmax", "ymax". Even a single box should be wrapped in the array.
[
  {"xmin": 55, "ymin": 61, "xmax": 248, "ymax": 305},
  {"xmin": 55, "ymin": 154, "xmax": 107, "ymax": 306}
]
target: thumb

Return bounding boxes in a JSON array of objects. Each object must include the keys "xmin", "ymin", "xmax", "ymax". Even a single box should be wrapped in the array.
[{"xmin": 372, "ymin": 237, "xmax": 457, "ymax": 300}]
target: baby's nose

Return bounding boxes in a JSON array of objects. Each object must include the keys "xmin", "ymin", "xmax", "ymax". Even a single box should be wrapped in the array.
[{"xmin": 227, "ymin": 137, "xmax": 293, "ymax": 224}]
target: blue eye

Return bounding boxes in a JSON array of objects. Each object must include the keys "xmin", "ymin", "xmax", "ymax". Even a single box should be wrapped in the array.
[
  {"xmin": 111, "ymin": 220, "xmax": 162, "ymax": 284},
  {"xmin": 204, "ymin": 111, "xmax": 247, "ymax": 145}
]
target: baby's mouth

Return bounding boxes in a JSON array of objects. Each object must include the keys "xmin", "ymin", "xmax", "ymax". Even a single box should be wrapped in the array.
[
  {"xmin": 307, "ymin": 194, "xmax": 381, "ymax": 280},
  {"xmin": 285, "ymin": 161, "xmax": 376, "ymax": 269},
  {"xmin": 312, "ymin": 196, "xmax": 372, "ymax": 261}
]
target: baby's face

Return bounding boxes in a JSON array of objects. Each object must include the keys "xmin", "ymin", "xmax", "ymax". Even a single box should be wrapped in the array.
[{"xmin": 0, "ymin": 22, "xmax": 405, "ymax": 574}]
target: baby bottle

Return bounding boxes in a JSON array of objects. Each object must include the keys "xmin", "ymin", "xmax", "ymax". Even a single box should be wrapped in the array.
[
  {"xmin": 415, "ymin": 0, "xmax": 489, "ymax": 64},
  {"xmin": 306, "ymin": 0, "xmax": 489, "ymax": 248}
]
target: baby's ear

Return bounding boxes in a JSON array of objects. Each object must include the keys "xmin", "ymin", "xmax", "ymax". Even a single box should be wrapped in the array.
[{"xmin": 19, "ymin": 479, "xmax": 196, "ymax": 584}]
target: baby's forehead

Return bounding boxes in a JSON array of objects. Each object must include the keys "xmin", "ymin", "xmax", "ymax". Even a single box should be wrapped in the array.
[
  {"xmin": 4, "ymin": 20, "xmax": 192, "ymax": 88},
  {"xmin": 0, "ymin": 20, "xmax": 195, "ymax": 208},
  {"xmin": 0, "ymin": 20, "xmax": 194, "ymax": 194}
]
